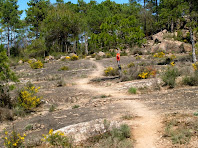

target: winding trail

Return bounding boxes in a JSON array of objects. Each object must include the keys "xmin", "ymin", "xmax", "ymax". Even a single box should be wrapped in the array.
[{"xmin": 75, "ymin": 58, "xmax": 162, "ymax": 148}]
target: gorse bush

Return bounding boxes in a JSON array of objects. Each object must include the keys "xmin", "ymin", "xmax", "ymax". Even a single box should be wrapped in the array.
[
  {"xmin": 161, "ymin": 67, "xmax": 180, "ymax": 88},
  {"xmin": 43, "ymin": 129, "xmax": 73, "ymax": 147},
  {"xmin": 153, "ymin": 52, "xmax": 165, "ymax": 58},
  {"xmin": 2, "ymin": 127, "xmax": 26, "ymax": 148},
  {"xmin": 17, "ymin": 84, "xmax": 41, "ymax": 110},
  {"xmin": 138, "ymin": 66, "xmax": 157, "ymax": 79},
  {"xmin": 30, "ymin": 60, "xmax": 43, "ymax": 69},
  {"xmin": 70, "ymin": 55, "xmax": 79, "ymax": 61},
  {"xmin": 104, "ymin": 67, "xmax": 118, "ymax": 76}
]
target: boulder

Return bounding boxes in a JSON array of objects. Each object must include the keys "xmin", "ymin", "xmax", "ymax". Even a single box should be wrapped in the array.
[
  {"xmin": 18, "ymin": 60, "xmax": 23, "ymax": 64},
  {"xmin": 97, "ymin": 51, "xmax": 105, "ymax": 57},
  {"xmin": 152, "ymin": 29, "xmax": 167, "ymax": 43}
]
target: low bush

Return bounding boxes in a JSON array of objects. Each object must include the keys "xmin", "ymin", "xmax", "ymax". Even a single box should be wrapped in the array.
[
  {"xmin": 17, "ymin": 84, "xmax": 41, "ymax": 110},
  {"xmin": 42, "ymin": 129, "xmax": 73, "ymax": 147},
  {"xmin": 128, "ymin": 87, "xmax": 137, "ymax": 94},
  {"xmin": 58, "ymin": 66, "xmax": 69, "ymax": 71},
  {"xmin": 2, "ymin": 127, "xmax": 26, "ymax": 147},
  {"xmin": 153, "ymin": 52, "xmax": 165, "ymax": 58},
  {"xmin": 127, "ymin": 62, "xmax": 135, "ymax": 68},
  {"xmin": 104, "ymin": 67, "xmax": 119, "ymax": 76},
  {"xmin": 161, "ymin": 67, "xmax": 180, "ymax": 88},
  {"xmin": 182, "ymin": 71, "xmax": 198, "ymax": 86},
  {"xmin": 30, "ymin": 60, "xmax": 44, "ymax": 69},
  {"xmin": 70, "ymin": 55, "xmax": 79, "ymax": 61}
]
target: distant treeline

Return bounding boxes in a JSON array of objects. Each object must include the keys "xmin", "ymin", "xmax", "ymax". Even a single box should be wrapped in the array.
[{"xmin": 0, "ymin": 0, "xmax": 198, "ymax": 58}]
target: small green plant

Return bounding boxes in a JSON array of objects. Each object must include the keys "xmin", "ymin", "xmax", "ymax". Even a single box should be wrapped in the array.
[
  {"xmin": 57, "ymin": 78, "xmax": 66, "ymax": 87},
  {"xmin": 17, "ymin": 84, "xmax": 41, "ymax": 110},
  {"xmin": 30, "ymin": 60, "xmax": 44, "ymax": 69},
  {"xmin": 58, "ymin": 66, "xmax": 69, "ymax": 71},
  {"xmin": 2, "ymin": 127, "xmax": 26, "ymax": 147},
  {"xmin": 13, "ymin": 106, "xmax": 26, "ymax": 117},
  {"xmin": 70, "ymin": 55, "xmax": 79, "ymax": 61},
  {"xmin": 105, "ymin": 52, "xmax": 111, "ymax": 58},
  {"xmin": 25, "ymin": 124, "xmax": 33, "ymax": 131},
  {"xmin": 193, "ymin": 110, "xmax": 198, "ymax": 116},
  {"xmin": 72, "ymin": 105, "xmax": 80, "ymax": 109},
  {"xmin": 127, "ymin": 62, "xmax": 135, "ymax": 68},
  {"xmin": 161, "ymin": 67, "xmax": 179, "ymax": 88},
  {"xmin": 49, "ymin": 104, "xmax": 56, "ymax": 112},
  {"xmin": 122, "ymin": 114, "xmax": 134, "ymax": 120},
  {"xmin": 43, "ymin": 129, "xmax": 72, "ymax": 147},
  {"xmin": 183, "ymin": 71, "xmax": 198, "ymax": 86},
  {"xmin": 95, "ymin": 55, "xmax": 102, "ymax": 60},
  {"xmin": 128, "ymin": 87, "xmax": 137, "ymax": 94},
  {"xmin": 104, "ymin": 67, "xmax": 118, "ymax": 76},
  {"xmin": 100, "ymin": 94, "xmax": 110, "ymax": 98}
]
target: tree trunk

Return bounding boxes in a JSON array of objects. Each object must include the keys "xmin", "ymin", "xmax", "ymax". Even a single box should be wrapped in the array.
[
  {"xmin": 190, "ymin": 28, "xmax": 197, "ymax": 63},
  {"xmin": 7, "ymin": 27, "xmax": 10, "ymax": 56},
  {"xmin": 171, "ymin": 19, "xmax": 174, "ymax": 32},
  {"xmin": 1, "ymin": 32, "xmax": 2, "ymax": 45},
  {"xmin": 85, "ymin": 34, "xmax": 88, "ymax": 55}
]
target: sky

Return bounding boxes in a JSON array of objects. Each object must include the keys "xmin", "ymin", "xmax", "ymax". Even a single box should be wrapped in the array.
[{"xmin": 18, "ymin": 0, "xmax": 129, "ymax": 19}]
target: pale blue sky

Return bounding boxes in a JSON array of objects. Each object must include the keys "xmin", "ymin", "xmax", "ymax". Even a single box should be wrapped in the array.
[{"xmin": 18, "ymin": 0, "xmax": 129, "ymax": 19}]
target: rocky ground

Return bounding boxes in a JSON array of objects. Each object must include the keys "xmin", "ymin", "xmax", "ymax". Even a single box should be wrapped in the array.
[{"xmin": 1, "ymin": 39, "xmax": 198, "ymax": 147}]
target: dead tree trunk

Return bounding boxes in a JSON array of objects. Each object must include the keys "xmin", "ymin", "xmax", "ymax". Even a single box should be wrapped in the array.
[
  {"xmin": 190, "ymin": 27, "xmax": 197, "ymax": 63},
  {"xmin": 85, "ymin": 34, "xmax": 88, "ymax": 55}
]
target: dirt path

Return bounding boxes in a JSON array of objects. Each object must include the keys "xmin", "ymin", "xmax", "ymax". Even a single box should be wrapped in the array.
[{"xmin": 75, "ymin": 58, "xmax": 162, "ymax": 148}]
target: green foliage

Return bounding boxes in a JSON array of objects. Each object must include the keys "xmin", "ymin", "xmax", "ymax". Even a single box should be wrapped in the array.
[
  {"xmin": 72, "ymin": 105, "xmax": 80, "ymax": 109},
  {"xmin": 17, "ymin": 84, "xmax": 41, "ymax": 110},
  {"xmin": 161, "ymin": 67, "xmax": 180, "ymax": 88},
  {"xmin": 128, "ymin": 87, "xmax": 137, "ymax": 94},
  {"xmin": 182, "ymin": 71, "xmax": 198, "ymax": 86},
  {"xmin": 58, "ymin": 66, "xmax": 69, "ymax": 71},
  {"xmin": 49, "ymin": 104, "xmax": 56, "ymax": 112},
  {"xmin": 0, "ymin": 45, "xmax": 18, "ymax": 108}
]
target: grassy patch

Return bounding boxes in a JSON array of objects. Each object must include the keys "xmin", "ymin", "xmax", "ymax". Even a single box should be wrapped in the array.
[
  {"xmin": 85, "ymin": 123, "xmax": 133, "ymax": 147},
  {"xmin": 182, "ymin": 71, "xmax": 198, "ymax": 86},
  {"xmin": 58, "ymin": 66, "xmax": 69, "ymax": 71},
  {"xmin": 72, "ymin": 105, "xmax": 80, "ymax": 109},
  {"xmin": 163, "ymin": 113, "xmax": 198, "ymax": 145},
  {"xmin": 49, "ymin": 104, "xmax": 56, "ymax": 112},
  {"xmin": 122, "ymin": 114, "xmax": 134, "ymax": 120},
  {"xmin": 25, "ymin": 124, "xmax": 33, "ymax": 131},
  {"xmin": 128, "ymin": 87, "xmax": 137, "ymax": 94}
]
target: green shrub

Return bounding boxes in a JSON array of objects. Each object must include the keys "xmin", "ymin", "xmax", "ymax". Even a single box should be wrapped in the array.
[
  {"xmin": 49, "ymin": 104, "xmax": 56, "ymax": 112},
  {"xmin": 30, "ymin": 60, "xmax": 44, "ymax": 69},
  {"xmin": 182, "ymin": 71, "xmax": 198, "ymax": 86},
  {"xmin": 104, "ymin": 67, "xmax": 118, "ymax": 76},
  {"xmin": 58, "ymin": 66, "xmax": 69, "ymax": 71},
  {"xmin": 72, "ymin": 105, "xmax": 80, "ymax": 109},
  {"xmin": 128, "ymin": 87, "xmax": 137, "ymax": 94},
  {"xmin": 127, "ymin": 62, "xmax": 135, "ymax": 68},
  {"xmin": 105, "ymin": 52, "xmax": 112, "ymax": 58},
  {"xmin": 161, "ymin": 67, "xmax": 180, "ymax": 88}
]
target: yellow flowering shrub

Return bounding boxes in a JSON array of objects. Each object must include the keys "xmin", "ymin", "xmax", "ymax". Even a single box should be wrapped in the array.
[
  {"xmin": 138, "ymin": 66, "xmax": 157, "ymax": 79},
  {"xmin": 42, "ymin": 129, "xmax": 72, "ymax": 147},
  {"xmin": 65, "ymin": 56, "xmax": 70, "ymax": 60},
  {"xmin": 170, "ymin": 62, "xmax": 175, "ymax": 66},
  {"xmin": 30, "ymin": 60, "xmax": 43, "ymax": 69},
  {"xmin": 27, "ymin": 59, "xmax": 32, "ymax": 64},
  {"xmin": 70, "ymin": 55, "xmax": 79, "ymax": 61},
  {"xmin": 2, "ymin": 128, "xmax": 26, "ymax": 148},
  {"xmin": 153, "ymin": 52, "xmax": 165, "ymax": 58},
  {"xmin": 170, "ymin": 54, "xmax": 176, "ymax": 60},
  {"xmin": 104, "ymin": 67, "xmax": 118, "ymax": 76},
  {"xmin": 17, "ymin": 85, "xmax": 41, "ymax": 110},
  {"xmin": 135, "ymin": 55, "xmax": 142, "ymax": 60},
  {"xmin": 192, "ymin": 62, "xmax": 198, "ymax": 71}
]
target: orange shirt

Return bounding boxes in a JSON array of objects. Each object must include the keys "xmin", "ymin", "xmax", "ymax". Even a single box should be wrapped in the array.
[{"xmin": 116, "ymin": 53, "xmax": 120, "ymax": 61}]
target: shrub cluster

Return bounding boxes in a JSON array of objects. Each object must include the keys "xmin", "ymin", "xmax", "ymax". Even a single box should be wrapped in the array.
[
  {"xmin": 138, "ymin": 66, "xmax": 157, "ymax": 79},
  {"xmin": 182, "ymin": 71, "xmax": 198, "ymax": 86}
]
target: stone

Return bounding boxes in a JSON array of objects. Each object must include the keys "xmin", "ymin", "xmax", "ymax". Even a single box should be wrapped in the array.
[
  {"xmin": 97, "ymin": 51, "xmax": 105, "ymax": 57},
  {"xmin": 18, "ymin": 60, "xmax": 23, "ymax": 64}
]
